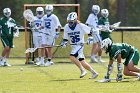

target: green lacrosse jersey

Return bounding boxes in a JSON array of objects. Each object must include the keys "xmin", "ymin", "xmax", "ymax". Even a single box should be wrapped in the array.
[
  {"xmin": 0, "ymin": 17, "xmax": 16, "ymax": 38},
  {"xmin": 109, "ymin": 43, "xmax": 136, "ymax": 60},
  {"xmin": 98, "ymin": 17, "xmax": 111, "ymax": 40}
]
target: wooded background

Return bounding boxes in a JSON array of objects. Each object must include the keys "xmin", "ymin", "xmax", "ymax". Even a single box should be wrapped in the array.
[{"xmin": 0, "ymin": 0, "xmax": 139, "ymax": 26}]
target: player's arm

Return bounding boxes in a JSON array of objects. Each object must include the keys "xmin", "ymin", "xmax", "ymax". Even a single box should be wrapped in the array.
[{"xmin": 104, "ymin": 59, "xmax": 114, "ymax": 79}]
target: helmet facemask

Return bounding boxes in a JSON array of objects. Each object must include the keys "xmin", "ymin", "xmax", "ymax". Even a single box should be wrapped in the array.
[
  {"xmin": 36, "ymin": 11, "xmax": 44, "ymax": 18},
  {"xmin": 92, "ymin": 5, "xmax": 100, "ymax": 15},
  {"xmin": 3, "ymin": 8, "xmax": 11, "ymax": 18},
  {"xmin": 67, "ymin": 12, "xmax": 77, "ymax": 28},
  {"xmin": 101, "ymin": 38, "xmax": 112, "ymax": 53},
  {"xmin": 101, "ymin": 9, "xmax": 109, "ymax": 18}
]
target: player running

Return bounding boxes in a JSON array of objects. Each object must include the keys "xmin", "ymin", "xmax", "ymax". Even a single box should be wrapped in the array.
[
  {"xmin": 61, "ymin": 12, "xmax": 98, "ymax": 79},
  {"xmin": 86, "ymin": 5, "xmax": 103, "ymax": 63},
  {"xmin": 101, "ymin": 38, "xmax": 140, "ymax": 82},
  {"xmin": 0, "ymin": 8, "xmax": 19, "ymax": 66},
  {"xmin": 42, "ymin": 5, "xmax": 61, "ymax": 66},
  {"xmin": 30, "ymin": 7, "xmax": 45, "ymax": 66}
]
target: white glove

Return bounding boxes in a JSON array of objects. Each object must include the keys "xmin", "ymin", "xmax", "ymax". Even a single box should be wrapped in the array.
[
  {"xmin": 60, "ymin": 41, "xmax": 67, "ymax": 48},
  {"xmin": 14, "ymin": 27, "xmax": 19, "ymax": 38},
  {"xmin": 55, "ymin": 32, "xmax": 59, "ymax": 39},
  {"xmin": 87, "ymin": 37, "xmax": 93, "ymax": 45}
]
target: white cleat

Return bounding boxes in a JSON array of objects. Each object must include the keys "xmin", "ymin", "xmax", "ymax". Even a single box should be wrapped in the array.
[
  {"xmin": 80, "ymin": 71, "xmax": 87, "ymax": 78},
  {"xmin": 98, "ymin": 59, "xmax": 106, "ymax": 63},
  {"xmin": 90, "ymin": 58, "xmax": 98, "ymax": 63},
  {"xmin": 89, "ymin": 73, "xmax": 98, "ymax": 79},
  {"xmin": 137, "ymin": 76, "xmax": 140, "ymax": 81},
  {"xmin": 36, "ymin": 61, "xmax": 44, "ymax": 66},
  {"xmin": 96, "ymin": 79, "xmax": 111, "ymax": 83},
  {"xmin": 44, "ymin": 61, "xmax": 54, "ymax": 67},
  {"xmin": 0, "ymin": 61, "xmax": 4, "ymax": 66},
  {"xmin": 4, "ymin": 62, "xmax": 11, "ymax": 67}
]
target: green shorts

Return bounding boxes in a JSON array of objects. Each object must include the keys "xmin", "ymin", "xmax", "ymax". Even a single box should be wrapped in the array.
[
  {"xmin": 1, "ymin": 36, "xmax": 14, "ymax": 48},
  {"xmin": 124, "ymin": 49, "xmax": 139, "ymax": 66}
]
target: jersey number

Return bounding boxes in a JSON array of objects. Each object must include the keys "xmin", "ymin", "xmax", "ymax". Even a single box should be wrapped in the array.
[
  {"xmin": 45, "ymin": 22, "xmax": 51, "ymax": 29},
  {"xmin": 70, "ymin": 35, "xmax": 80, "ymax": 43}
]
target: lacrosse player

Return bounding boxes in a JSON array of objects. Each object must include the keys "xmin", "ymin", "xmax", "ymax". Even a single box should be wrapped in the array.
[
  {"xmin": 101, "ymin": 38, "xmax": 140, "ymax": 82},
  {"xmin": 98, "ymin": 9, "xmax": 112, "ymax": 63},
  {"xmin": 0, "ymin": 8, "xmax": 19, "ymax": 66},
  {"xmin": 42, "ymin": 5, "xmax": 61, "ymax": 66},
  {"xmin": 61, "ymin": 12, "xmax": 98, "ymax": 79},
  {"xmin": 30, "ymin": 7, "xmax": 45, "ymax": 65},
  {"xmin": 86, "ymin": 5, "xmax": 103, "ymax": 63}
]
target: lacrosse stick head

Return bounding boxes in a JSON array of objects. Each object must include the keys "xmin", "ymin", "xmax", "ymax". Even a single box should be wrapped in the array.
[
  {"xmin": 112, "ymin": 22, "xmax": 121, "ymax": 28},
  {"xmin": 23, "ymin": 9, "xmax": 34, "ymax": 22}
]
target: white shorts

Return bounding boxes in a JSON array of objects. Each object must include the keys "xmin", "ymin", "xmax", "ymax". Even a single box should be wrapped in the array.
[
  {"xmin": 70, "ymin": 45, "xmax": 85, "ymax": 59},
  {"xmin": 42, "ymin": 34, "xmax": 55, "ymax": 46},
  {"xmin": 33, "ymin": 35, "xmax": 42, "ymax": 48},
  {"xmin": 92, "ymin": 34, "xmax": 102, "ymax": 44}
]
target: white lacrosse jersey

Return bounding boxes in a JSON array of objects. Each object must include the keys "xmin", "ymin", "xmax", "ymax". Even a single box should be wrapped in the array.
[
  {"xmin": 86, "ymin": 13, "xmax": 99, "ymax": 34},
  {"xmin": 64, "ymin": 23, "xmax": 91, "ymax": 45},
  {"xmin": 32, "ymin": 16, "xmax": 44, "ymax": 36},
  {"xmin": 42, "ymin": 14, "xmax": 61, "ymax": 37}
]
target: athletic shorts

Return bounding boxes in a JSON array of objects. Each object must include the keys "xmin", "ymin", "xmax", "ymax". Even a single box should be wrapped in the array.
[
  {"xmin": 124, "ymin": 49, "xmax": 139, "ymax": 66},
  {"xmin": 33, "ymin": 35, "xmax": 42, "ymax": 48},
  {"xmin": 42, "ymin": 34, "xmax": 55, "ymax": 46},
  {"xmin": 70, "ymin": 45, "xmax": 85, "ymax": 59},
  {"xmin": 92, "ymin": 34, "xmax": 102, "ymax": 44},
  {"xmin": 1, "ymin": 36, "xmax": 14, "ymax": 48}
]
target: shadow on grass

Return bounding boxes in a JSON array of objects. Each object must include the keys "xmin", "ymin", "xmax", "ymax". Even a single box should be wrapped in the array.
[{"xmin": 50, "ymin": 78, "xmax": 86, "ymax": 82}]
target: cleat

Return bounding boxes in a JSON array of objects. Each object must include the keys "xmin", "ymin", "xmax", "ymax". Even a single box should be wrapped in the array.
[
  {"xmin": 89, "ymin": 73, "xmax": 98, "ymax": 79},
  {"xmin": 36, "ymin": 61, "xmax": 44, "ymax": 66},
  {"xmin": 4, "ymin": 62, "xmax": 11, "ymax": 67},
  {"xmin": 44, "ymin": 61, "xmax": 54, "ymax": 67},
  {"xmin": 96, "ymin": 79, "xmax": 111, "ymax": 83},
  {"xmin": 90, "ymin": 58, "xmax": 98, "ymax": 63},
  {"xmin": 80, "ymin": 71, "xmax": 87, "ymax": 78},
  {"xmin": 98, "ymin": 59, "xmax": 106, "ymax": 63},
  {"xmin": 0, "ymin": 61, "xmax": 4, "ymax": 66}
]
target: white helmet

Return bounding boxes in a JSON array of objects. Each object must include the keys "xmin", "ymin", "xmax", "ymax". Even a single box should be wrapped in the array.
[
  {"xmin": 3, "ymin": 8, "xmax": 11, "ymax": 18},
  {"xmin": 36, "ymin": 7, "xmax": 44, "ymax": 18},
  {"xmin": 67, "ymin": 12, "xmax": 77, "ymax": 27},
  {"xmin": 101, "ymin": 9, "xmax": 109, "ymax": 18},
  {"xmin": 92, "ymin": 5, "xmax": 100, "ymax": 15},
  {"xmin": 101, "ymin": 38, "xmax": 112, "ymax": 51},
  {"xmin": 45, "ymin": 5, "xmax": 53, "ymax": 15}
]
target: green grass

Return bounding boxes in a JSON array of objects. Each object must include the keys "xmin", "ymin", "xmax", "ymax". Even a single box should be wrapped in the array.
[{"xmin": 0, "ymin": 58, "xmax": 140, "ymax": 93}]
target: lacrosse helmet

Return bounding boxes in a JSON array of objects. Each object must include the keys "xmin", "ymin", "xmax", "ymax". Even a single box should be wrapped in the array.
[
  {"xmin": 45, "ymin": 5, "xmax": 53, "ymax": 15},
  {"xmin": 36, "ymin": 7, "xmax": 44, "ymax": 18},
  {"xmin": 3, "ymin": 8, "xmax": 11, "ymax": 18},
  {"xmin": 101, "ymin": 9, "xmax": 109, "ymax": 18},
  {"xmin": 67, "ymin": 12, "xmax": 77, "ymax": 27},
  {"xmin": 92, "ymin": 5, "xmax": 100, "ymax": 15},
  {"xmin": 101, "ymin": 38, "xmax": 112, "ymax": 52}
]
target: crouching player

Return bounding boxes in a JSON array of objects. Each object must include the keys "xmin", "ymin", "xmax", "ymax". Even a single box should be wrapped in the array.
[
  {"xmin": 61, "ymin": 12, "xmax": 98, "ymax": 78},
  {"xmin": 101, "ymin": 38, "xmax": 140, "ymax": 82}
]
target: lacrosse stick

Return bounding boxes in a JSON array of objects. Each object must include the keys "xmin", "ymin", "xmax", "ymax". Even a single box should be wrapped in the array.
[
  {"xmin": 110, "ymin": 21, "xmax": 121, "ymax": 29},
  {"xmin": 23, "ymin": 9, "xmax": 34, "ymax": 22},
  {"xmin": 25, "ymin": 45, "xmax": 61, "ymax": 53}
]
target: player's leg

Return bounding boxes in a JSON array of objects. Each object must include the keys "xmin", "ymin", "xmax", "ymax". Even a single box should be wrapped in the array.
[
  {"xmin": 70, "ymin": 45, "xmax": 86, "ymax": 78},
  {"xmin": 78, "ymin": 48, "xmax": 98, "ymax": 79},
  {"xmin": 44, "ymin": 36, "xmax": 55, "ymax": 66},
  {"xmin": 1, "ymin": 37, "xmax": 12, "ymax": 66},
  {"xmin": 123, "ymin": 50, "xmax": 140, "ymax": 79},
  {"xmin": 90, "ymin": 34, "xmax": 101, "ymax": 63},
  {"xmin": 80, "ymin": 59, "xmax": 98, "ymax": 79}
]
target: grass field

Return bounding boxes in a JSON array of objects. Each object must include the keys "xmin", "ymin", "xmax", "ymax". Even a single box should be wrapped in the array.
[{"xmin": 0, "ymin": 58, "xmax": 140, "ymax": 93}]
